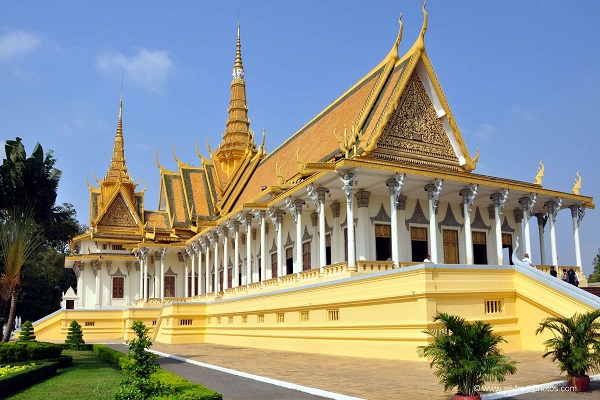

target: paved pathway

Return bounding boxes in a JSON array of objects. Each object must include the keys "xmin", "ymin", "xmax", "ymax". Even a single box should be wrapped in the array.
[{"xmin": 104, "ymin": 342, "xmax": 600, "ymax": 400}]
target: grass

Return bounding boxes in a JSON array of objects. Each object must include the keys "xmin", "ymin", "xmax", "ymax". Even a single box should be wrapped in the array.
[{"xmin": 5, "ymin": 350, "xmax": 122, "ymax": 400}]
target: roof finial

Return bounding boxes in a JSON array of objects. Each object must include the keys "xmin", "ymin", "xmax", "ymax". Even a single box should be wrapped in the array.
[
  {"xmin": 395, "ymin": 13, "xmax": 403, "ymax": 48},
  {"xmin": 233, "ymin": 20, "xmax": 244, "ymax": 78},
  {"xmin": 416, "ymin": 0, "xmax": 428, "ymax": 51}
]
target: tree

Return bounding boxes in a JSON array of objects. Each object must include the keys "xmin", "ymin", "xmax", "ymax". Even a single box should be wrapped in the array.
[
  {"xmin": 0, "ymin": 137, "xmax": 79, "ymax": 247},
  {"xmin": 0, "ymin": 206, "xmax": 44, "ymax": 342},
  {"xmin": 419, "ymin": 312, "xmax": 517, "ymax": 397},
  {"xmin": 18, "ymin": 320, "xmax": 35, "ymax": 341},
  {"xmin": 588, "ymin": 249, "xmax": 600, "ymax": 283},
  {"xmin": 65, "ymin": 320, "xmax": 85, "ymax": 350},
  {"xmin": 116, "ymin": 321, "xmax": 163, "ymax": 399}
]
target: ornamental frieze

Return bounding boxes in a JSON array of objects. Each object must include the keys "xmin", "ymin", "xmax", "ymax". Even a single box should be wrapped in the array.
[{"xmin": 98, "ymin": 194, "xmax": 138, "ymax": 228}]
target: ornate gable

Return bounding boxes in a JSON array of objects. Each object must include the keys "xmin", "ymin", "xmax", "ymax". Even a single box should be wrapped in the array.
[
  {"xmin": 371, "ymin": 70, "xmax": 461, "ymax": 170},
  {"xmin": 97, "ymin": 193, "xmax": 139, "ymax": 229}
]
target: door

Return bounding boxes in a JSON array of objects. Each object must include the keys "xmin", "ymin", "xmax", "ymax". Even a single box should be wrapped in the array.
[
  {"xmin": 442, "ymin": 229, "xmax": 459, "ymax": 264},
  {"xmin": 411, "ymin": 227, "xmax": 428, "ymax": 262},
  {"xmin": 375, "ymin": 224, "xmax": 392, "ymax": 261},
  {"xmin": 164, "ymin": 276, "xmax": 175, "ymax": 298},
  {"xmin": 473, "ymin": 231, "xmax": 488, "ymax": 264}
]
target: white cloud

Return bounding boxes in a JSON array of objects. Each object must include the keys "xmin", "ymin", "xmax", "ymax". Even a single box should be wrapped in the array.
[
  {"xmin": 0, "ymin": 30, "xmax": 41, "ymax": 61},
  {"xmin": 473, "ymin": 124, "xmax": 496, "ymax": 141},
  {"xmin": 96, "ymin": 48, "xmax": 173, "ymax": 92}
]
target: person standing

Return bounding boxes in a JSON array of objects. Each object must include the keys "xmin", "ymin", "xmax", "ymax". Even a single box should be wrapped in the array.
[{"xmin": 549, "ymin": 266, "xmax": 557, "ymax": 278}]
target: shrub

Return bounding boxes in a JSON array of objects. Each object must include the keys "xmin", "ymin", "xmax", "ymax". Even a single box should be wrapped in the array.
[
  {"xmin": 115, "ymin": 321, "xmax": 164, "ymax": 400},
  {"xmin": 65, "ymin": 320, "xmax": 85, "ymax": 350},
  {"xmin": 0, "ymin": 341, "xmax": 62, "ymax": 364},
  {"xmin": 0, "ymin": 360, "xmax": 60, "ymax": 397},
  {"xmin": 93, "ymin": 344, "xmax": 126, "ymax": 369},
  {"xmin": 18, "ymin": 320, "xmax": 36, "ymax": 341},
  {"xmin": 153, "ymin": 369, "xmax": 223, "ymax": 400}
]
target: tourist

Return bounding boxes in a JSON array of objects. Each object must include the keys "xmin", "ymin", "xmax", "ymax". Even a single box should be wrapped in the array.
[
  {"xmin": 423, "ymin": 255, "xmax": 432, "ymax": 263},
  {"xmin": 549, "ymin": 266, "xmax": 557, "ymax": 278},
  {"xmin": 522, "ymin": 253, "xmax": 534, "ymax": 267},
  {"xmin": 561, "ymin": 269, "xmax": 568, "ymax": 282},
  {"xmin": 567, "ymin": 268, "xmax": 578, "ymax": 286}
]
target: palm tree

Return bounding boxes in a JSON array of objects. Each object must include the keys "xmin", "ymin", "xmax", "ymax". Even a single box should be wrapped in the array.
[
  {"xmin": 419, "ymin": 312, "xmax": 517, "ymax": 398},
  {"xmin": 535, "ymin": 310, "xmax": 600, "ymax": 379},
  {"xmin": 0, "ymin": 206, "xmax": 44, "ymax": 342}
]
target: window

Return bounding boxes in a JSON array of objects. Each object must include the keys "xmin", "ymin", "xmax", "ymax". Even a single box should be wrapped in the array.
[
  {"xmin": 473, "ymin": 231, "xmax": 488, "ymax": 265},
  {"xmin": 302, "ymin": 242, "xmax": 311, "ymax": 271},
  {"xmin": 327, "ymin": 310, "xmax": 340, "ymax": 321},
  {"xmin": 257, "ymin": 314, "xmax": 265, "ymax": 323},
  {"xmin": 113, "ymin": 244, "xmax": 124, "ymax": 251},
  {"xmin": 285, "ymin": 247, "xmax": 293, "ymax": 275},
  {"xmin": 276, "ymin": 313, "xmax": 285, "ymax": 323},
  {"xmin": 227, "ymin": 267, "xmax": 233, "ymax": 288},
  {"xmin": 375, "ymin": 224, "xmax": 392, "ymax": 261},
  {"xmin": 85, "ymin": 321, "xmax": 95, "ymax": 327},
  {"xmin": 502, "ymin": 234, "xmax": 513, "ymax": 265},
  {"xmin": 102, "ymin": 244, "xmax": 108, "ymax": 250},
  {"xmin": 410, "ymin": 227, "xmax": 428, "ymax": 262},
  {"xmin": 112, "ymin": 277, "xmax": 124, "ymax": 299},
  {"xmin": 228, "ymin": 316, "xmax": 233, "ymax": 324},
  {"xmin": 180, "ymin": 319, "xmax": 193, "ymax": 326},
  {"xmin": 325, "ymin": 234, "xmax": 332, "ymax": 265},
  {"xmin": 484, "ymin": 300, "xmax": 503, "ymax": 314},
  {"xmin": 300, "ymin": 311, "xmax": 309, "ymax": 322},
  {"xmin": 271, "ymin": 252, "xmax": 277, "ymax": 279},
  {"xmin": 344, "ymin": 228, "xmax": 348, "ymax": 262},
  {"xmin": 164, "ymin": 276, "xmax": 175, "ymax": 298},
  {"xmin": 257, "ymin": 254, "xmax": 262, "ymax": 282}
]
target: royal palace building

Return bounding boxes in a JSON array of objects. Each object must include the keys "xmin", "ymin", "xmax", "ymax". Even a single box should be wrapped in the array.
[{"xmin": 35, "ymin": 6, "xmax": 599, "ymax": 360}]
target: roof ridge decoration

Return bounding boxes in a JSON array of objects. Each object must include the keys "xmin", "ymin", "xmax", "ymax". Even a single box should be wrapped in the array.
[{"xmin": 104, "ymin": 92, "xmax": 135, "ymax": 186}]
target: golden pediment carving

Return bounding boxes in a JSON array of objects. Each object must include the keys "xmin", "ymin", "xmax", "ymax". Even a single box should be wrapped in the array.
[
  {"xmin": 98, "ymin": 193, "xmax": 138, "ymax": 228},
  {"xmin": 372, "ymin": 71, "xmax": 459, "ymax": 166}
]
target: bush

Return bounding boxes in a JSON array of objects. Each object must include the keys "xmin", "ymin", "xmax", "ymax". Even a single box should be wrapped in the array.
[
  {"xmin": 93, "ymin": 344, "xmax": 126, "ymax": 369},
  {"xmin": 65, "ymin": 320, "xmax": 85, "ymax": 350},
  {"xmin": 0, "ymin": 360, "xmax": 60, "ymax": 397},
  {"xmin": 18, "ymin": 320, "xmax": 36, "ymax": 341},
  {"xmin": 115, "ymin": 321, "xmax": 163, "ymax": 400},
  {"xmin": 153, "ymin": 369, "xmax": 223, "ymax": 400},
  {"xmin": 0, "ymin": 341, "xmax": 62, "ymax": 364}
]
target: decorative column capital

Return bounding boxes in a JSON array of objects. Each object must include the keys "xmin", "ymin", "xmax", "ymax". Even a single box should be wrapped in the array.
[
  {"xmin": 535, "ymin": 213, "xmax": 547, "ymax": 228},
  {"xmin": 386, "ymin": 173, "xmax": 406, "ymax": 209},
  {"xmin": 316, "ymin": 187, "xmax": 329, "ymax": 203},
  {"xmin": 245, "ymin": 213, "xmax": 254, "ymax": 228},
  {"xmin": 520, "ymin": 193, "xmax": 537, "ymax": 219},
  {"xmin": 160, "ymin": 248, "xmax": 166, "ymax": 261},
  {"xmin": 294, "ymin": 199, "xmax": 305, "ymax": 215},
  {"xmin": 139, "ymin": 247, "xmax": 148, "ymax": 260},
  {"xmin": 338, "ymin": 172, "xmax": 356, "ymax": 207},
  {"xmin": 425, "ymin": 178, "xmax": 443, "ymax": 213},
  {"xmin": 226, "ymin": 219, "xmax": 236, "ymax": 235},
  {"xmin": 330, "ymin": 201, "xmax": 340, "ymax": 218},
  {"xmin": 105, "ymin": 261, "xmax": 112, "ymax": 276},
  {"xmin": 490, "ymin": 189, "xmax": 509, "ymax": 215},
  {"xmin": 569, "ymin": 204, "xmax": 585, "ymax": 227},
  {"xmin": 544, "ymin": 198, "xmax": 562, "ymax": 219},
  {"xmin": 355, "ymin": 190, "xmax": 371, "ymax": 208},
  {"xmin": 459, "ymin": 184, "xmax": 478, "ymax": 214}
]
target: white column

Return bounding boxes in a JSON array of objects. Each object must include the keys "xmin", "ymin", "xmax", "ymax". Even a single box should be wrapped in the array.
[
  {"xmin": 213, "ymin": 233, "xmax": 219, "ymax": 295},
  {"xmin": 137, "ymin": 251, "xmax": 143, "ymax": 301},
  {"xmin": 513, "ymin": 209, "xmax": 523, "ymax": 259},
  {"xmin": 535, "ymin": 213, "xmax": 547, "ymax": 265},
  {"xmin": 397, "ymin": 196, "xmax": 407, "ymax": 262},
  {"xmin": 259, "ymin": 211, "xmax": 266, "ymax": 280},
  {"xmin": 160, "ymin": 249, "xmax": 165, "ymax": 301},
  {"xmin": 339, "ymin": 173, "xmax": 356, "ymax": 270},
  {"xmin": 294, "ymin": 199, "xmax": 305, "ymax": 273},
  {"xmin": 183, "ymin": 250, "xmax": 189, "ymax": 298},
  {"xmin": 222, "ymin": 227, "xmax": 229, "ymax": 290},
  {"xmin": 276, "ymin": 211, "xmax": 284, "ymax": 278},
  {"xmin": 125, "ymin": 261, "xmax": 131, "ymax": 305},
  {"xmin": 519, "ymin": 194, "xmax": 536, "ymax": 258},
  {"xmin": 490, "ymin": 190, "xmax": 508, "ymax": 265},
  {"xmin": 190, "ymin": 244, "xmax": 197, "ymax": 297},
  {"xmin": 460, "ymin": 185, "xmax": 478, "ymax": 265},
  {"xmin": 141, "ymin": 247, "xmax": 148, "ymax": 302},
  {"xmin": 545, "ymin": 200, "xmax": 561, "ymax": 266},
  {"xmin": 93, "ymin": 261, "xmax": 100, "ymax": 308},
  {"xmin": 75, "ymin": 263, "xmax": 84, "ymax": 308},
  {"xmin": 355, "ymin": 190, "xmax": 371, "ymax": 261},
  {"xmin": 330, "ymin": 202, "xmax": 341, "ymax": 264},
  {"xmin": 425, "ymin": 179, "xmax": 443, "ymax": 263},
  {"xmin": 245, "ymin": 214, "xmax": 253, "ymax": 284},
  {"xmin": 104, "ymin": 262, "xmax": 111, "ymax": 306},
  {"xmin": 569, "ymin": 205, "xmax": 584, "ymax": 267},
  {"xmin": 317, "ymin": 188, "xmax": 329, "ymax": 270},
  {"xmin": 386, "ymin": 180, "xmax": 399, "ymax": 266},
  {"xmin": 204, "ymin": 236, "xmax": 211, "ymax": 293},
  {"xmin": 233, "ymin": 221, "xmax": 240, "ymax": 287}
]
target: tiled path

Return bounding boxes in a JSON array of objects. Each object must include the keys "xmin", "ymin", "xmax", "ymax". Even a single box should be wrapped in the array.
[{"xmin": 147, "ymin": 342, "xmax": 599, "ymax": 399}]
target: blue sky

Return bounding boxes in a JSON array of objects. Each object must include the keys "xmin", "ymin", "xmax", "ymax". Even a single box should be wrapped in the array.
[{"xmin": 1, "ymin": 1, "xmax": 599, "ymax": 276}]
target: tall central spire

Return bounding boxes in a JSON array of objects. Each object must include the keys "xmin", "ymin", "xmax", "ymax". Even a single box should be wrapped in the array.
[
  {"xmin": 215, "ymin": 21, "xmax": 255, "ymax": 177},
  {"xmin": 104, "ymin": 93, "xmax": 133, "ymax": 187}
]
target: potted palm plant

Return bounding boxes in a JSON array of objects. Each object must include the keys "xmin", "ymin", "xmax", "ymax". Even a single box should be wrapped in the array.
[
  {"xmin": 535, "ymin": 309, "xmax": 600, "ymax": 392},
  {"xmin": 419, "ymin": 312, "xmax": 517, "ymax": 400}
]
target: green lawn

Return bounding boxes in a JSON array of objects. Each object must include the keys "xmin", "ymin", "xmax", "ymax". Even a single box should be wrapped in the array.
[{"xmin": 6, "ymin": 350, "xmax": 122, "ymax": 400}]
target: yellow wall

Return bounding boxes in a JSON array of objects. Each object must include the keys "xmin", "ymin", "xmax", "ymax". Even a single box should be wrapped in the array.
[{"xmin": 35, "ymin": 265, "xmax": 599, "ymax": 360}]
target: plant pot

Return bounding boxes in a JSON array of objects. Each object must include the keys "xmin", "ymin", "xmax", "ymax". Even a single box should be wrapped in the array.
[
  {"xmin": 454, "ymin": 394, "xmax": 481, "ymax": 400},
  {"xmin": 567, "ymin": 375, "xmax": 590, "ymax": 392}
]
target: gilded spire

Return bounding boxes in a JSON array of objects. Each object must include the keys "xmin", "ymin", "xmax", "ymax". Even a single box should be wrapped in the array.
[
  {"xmin": 215, "ymin": 21, "xmax": 256, "ymax": 177},
  {"xmin": 104, "ymin": 92, "xmax": 133, "ymax": 185}
]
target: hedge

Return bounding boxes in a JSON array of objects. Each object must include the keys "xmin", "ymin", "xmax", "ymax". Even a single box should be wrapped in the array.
[
  {"xmin": 0, "ymin": 360, "xmax": 60, "ymax": 396},
  {"xmin": 92, "ymin": 344, "xmax": 222, "ymax": 400},
  {"xmin": 0, "ymin": 342, "xmax": 63, "ymax": 364}
]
